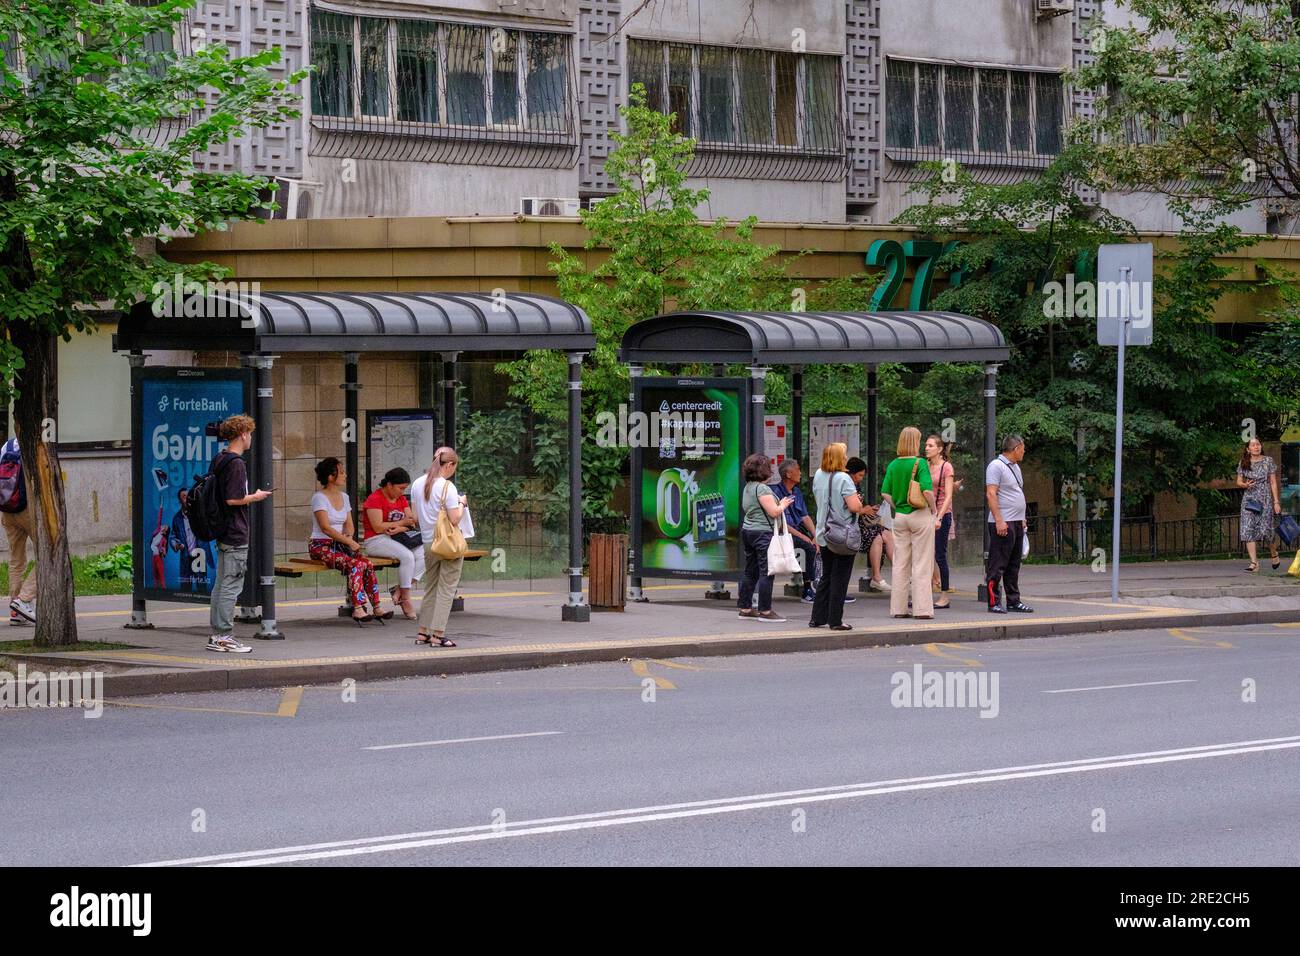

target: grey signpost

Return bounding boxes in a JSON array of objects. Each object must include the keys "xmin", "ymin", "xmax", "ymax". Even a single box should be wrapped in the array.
[{"xmin": 1097, "ymin": 243, "xmax": 1154, "ymax": 604}]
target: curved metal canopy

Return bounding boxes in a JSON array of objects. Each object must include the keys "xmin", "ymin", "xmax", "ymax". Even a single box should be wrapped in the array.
[
  {"xmin": 114, "ymin": 291, "xmax": 594, "ymax": 353},
  {"xmin": 619, "ymin": 310, "xmax": 1009, "ymax": 365}
]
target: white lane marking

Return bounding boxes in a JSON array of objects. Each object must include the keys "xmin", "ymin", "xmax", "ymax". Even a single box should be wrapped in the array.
[
  {"xmin": 1043, "ymin": 679, "xmax": 1198, "ymax": 694},
  {"xmin": 364, "ymin": 731, "xmax": 563, "ymax": 751},
  {"xmin": 135, "ymin": 734, "xmax": 1300, "ymax": 867}
]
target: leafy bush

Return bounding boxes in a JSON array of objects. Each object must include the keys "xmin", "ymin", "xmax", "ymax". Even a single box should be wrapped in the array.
[{"xmin": 86, "ymin": 544, "xmax": 133, "ymax": 581}]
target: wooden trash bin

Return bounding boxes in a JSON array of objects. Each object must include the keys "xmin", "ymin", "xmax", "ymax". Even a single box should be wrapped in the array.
[{"xmin": 588, "ymin": 533, "xmax": 628, "ymax": 612}]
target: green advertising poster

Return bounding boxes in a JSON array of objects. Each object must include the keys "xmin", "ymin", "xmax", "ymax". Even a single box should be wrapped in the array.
[{"xmin": 632, "ymin": 378, "xmax": 748, "ymax": 578}]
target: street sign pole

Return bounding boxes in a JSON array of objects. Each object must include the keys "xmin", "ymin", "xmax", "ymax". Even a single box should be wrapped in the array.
[
  {"xmin": 1097, "ymin": 246, "xmax": 1151, "ymax": 606},
  {"xmin": 1111, "ymin": 268, "xmax": 1130, "ymax": 604}
]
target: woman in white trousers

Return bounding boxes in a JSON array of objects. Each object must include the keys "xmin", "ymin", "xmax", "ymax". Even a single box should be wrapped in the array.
[
  {"xmin": 361, "ymin": 467, "xmax": 426, "ymax": 619},
  {"xmin": 879, "ymin": 427, "xmax": 937, "ymax": 619}
]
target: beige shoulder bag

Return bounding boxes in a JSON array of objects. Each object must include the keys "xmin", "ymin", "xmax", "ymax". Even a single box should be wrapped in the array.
[
  {"xmin": 429, "ymin": 480, "xmax": 469, "ymax": 560},
  {"xmin": 907, "ymin": 458, "xmax": 929, "ymax": 510}
]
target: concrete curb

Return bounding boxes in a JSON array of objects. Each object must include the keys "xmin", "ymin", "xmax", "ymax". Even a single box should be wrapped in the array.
[{"xmin": 10, "ymin": 605, "xmax": 1298, "ymax": 699}]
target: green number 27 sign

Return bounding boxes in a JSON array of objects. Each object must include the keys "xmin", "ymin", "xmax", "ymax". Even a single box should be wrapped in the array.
[{"xmin": 866, "ymin": 239, "xmax": 966, "ymax": 311}]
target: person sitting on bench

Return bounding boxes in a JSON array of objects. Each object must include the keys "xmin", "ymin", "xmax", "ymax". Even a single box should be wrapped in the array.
[
  {"xmin": 308, "ymin": 457, "xmax": 391, "ymax": 624},
  {"xmin": 362, "ymin": 467, "xmax": 425, "ymax": 621}
]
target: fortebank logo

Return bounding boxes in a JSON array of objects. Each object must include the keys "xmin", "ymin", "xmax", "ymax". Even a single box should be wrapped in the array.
[
  {"xmin": 49, "ymin": 886, "xmax": 151, "ymax": 936},
  {"xmin": 157, "ymin": 395, "xmax": 170, "ymax": 413}
]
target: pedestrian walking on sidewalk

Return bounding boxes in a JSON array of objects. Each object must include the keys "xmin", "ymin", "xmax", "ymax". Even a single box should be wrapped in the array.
[
  {"xmin": 0, "ymin": 436, "xmax": 35, "ymax": 627},
  {"xmin": 1237, "ymin": 438, "xmax": 1281, "ymax": 572},
  {"xmin": 410, "ymin": 447, "xmax": 467, "ymax": 647},
  {"xmin": 925, "ymin": 434, "xmax": 954, "ymax": 609},
  {"xmin": 984, "ymin": 435, "xmax": 1033, "ymax": 614},
  {"xmin": 881, "ymin": 427, "xmax": 936, "ymax": 620},
  {"xmin": 738, "ymin": 453, "xmax": 794, "ymax": 623},
  {"xmin": 206, "ymin": 415, "xmax": 271, "ymax": 653}
]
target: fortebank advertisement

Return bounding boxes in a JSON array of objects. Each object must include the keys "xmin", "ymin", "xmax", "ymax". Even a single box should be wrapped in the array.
[
  {"xmin": 131, "ymin": 367, "xmax": 254, "ymax": 604},
  {"xmin": 631, "ymin": 378, "xmax": 749, "ymax": 579}
]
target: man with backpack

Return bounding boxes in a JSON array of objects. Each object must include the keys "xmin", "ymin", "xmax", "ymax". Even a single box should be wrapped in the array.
[
  {"xmin": 0, "ymin": 436, "xmax": 35, "ymax": 626},
  {"xmin": 198, "ymin": 414, "xmax": 271, "ymax": 653}
]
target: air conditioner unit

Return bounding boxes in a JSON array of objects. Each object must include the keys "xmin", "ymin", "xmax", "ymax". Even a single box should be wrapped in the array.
[
  {"xmin": 268, "ymin": 178, "xmax": 322, "ymax": 220},
  {"xmin": 520, "ymin": 196, "xmax": 581, "ymax": 217},
  {"xmin": 1036, "ymin": 0, "xmax": 1073, "ymax": 19}
]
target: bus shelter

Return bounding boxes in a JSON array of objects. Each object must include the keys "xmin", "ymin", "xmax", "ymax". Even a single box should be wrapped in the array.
[
  {"xmin": 619, "ymin": 310, "xmax": 1010, "ymax": 598},
  {"xmin": 115, "ymin": 291, "xmax": 596, "ymax": 636}
]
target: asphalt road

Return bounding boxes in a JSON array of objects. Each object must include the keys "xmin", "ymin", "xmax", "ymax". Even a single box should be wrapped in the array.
[{"xmin": 2, "ymin": 622, "xmax": 1298, "ymax": 866}]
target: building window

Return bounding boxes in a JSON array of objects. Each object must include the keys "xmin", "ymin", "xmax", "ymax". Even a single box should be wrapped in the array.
[
  {"xmin": 628, "ymin": 39, "xmax": 842, "ymax": 153},
  {"xmin": 309, "ymin": 8, "xmax": 572, "ymax": 133},
  {"xmin": 886, "ymin": 59, "xmax": 1064, "ymax": 158}
]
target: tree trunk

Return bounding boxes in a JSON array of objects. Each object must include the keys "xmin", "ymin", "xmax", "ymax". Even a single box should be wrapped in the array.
[{"xmin": 10, "ymin": 322, "xmax": 78, "ymax": 647}]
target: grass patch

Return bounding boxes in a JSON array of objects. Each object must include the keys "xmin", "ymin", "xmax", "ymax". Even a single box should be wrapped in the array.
[
  {"xmin": 0, "ymin": 546, "xmax": 136, "ymax": 597},
  {"xmin": 0, "ymin": 639, "xmax": 138, "ymax": 653}
]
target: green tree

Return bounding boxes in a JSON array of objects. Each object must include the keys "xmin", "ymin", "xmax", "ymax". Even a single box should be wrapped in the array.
[
  {"xmin": 896, "ymin": 146, "xmax": 1267, "ymax": 516},
  {"xmin": 1, "ymin": 0, "xmax": 302, "ymax": 645},
  {"xmin": 501, "ymin": 84, "xmax": 793, "ymax": 515},
  {"xmin": 1076, "ymin": 0, "xmax": 1300, "ymax": 211}
]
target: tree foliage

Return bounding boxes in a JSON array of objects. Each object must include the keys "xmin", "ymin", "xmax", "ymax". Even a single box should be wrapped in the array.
[
  {"xmin": 1, "ymin": 0, "xmax": 302, "ymax": 644},
  {"xmin": 498, "ymin": 84, "xmax": 794, "ymax": 515},
  {"xmin": 896, "ymin": 147, "xmax": 1269, "ymax": 514},
  {"xmin": 1076, "ymin": 0, "xmax": 1300, "ymax": 211}
]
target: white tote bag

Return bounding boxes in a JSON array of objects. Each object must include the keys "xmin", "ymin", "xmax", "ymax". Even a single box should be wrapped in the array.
[{"xmin": 766, "ymin": 513, "xmax": 803, "ymax": 576}]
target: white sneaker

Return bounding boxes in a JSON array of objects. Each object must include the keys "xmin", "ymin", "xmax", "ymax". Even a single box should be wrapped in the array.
[
  {"xmin": 868, "ymin": 578, "xmax": 892, "ymax": 592},
  {"xmin": 206, "ymin": 635, "xmax": 252, "ymax": 654},
  {"xmin": 9, "ymin": 598, "xmax": 34, "ymax": 623}
]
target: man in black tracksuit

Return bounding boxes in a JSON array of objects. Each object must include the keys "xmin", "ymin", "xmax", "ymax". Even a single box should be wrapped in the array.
[{"xmin": 985, "ymin": 435, "xmax": 1033, "ymax": 614}]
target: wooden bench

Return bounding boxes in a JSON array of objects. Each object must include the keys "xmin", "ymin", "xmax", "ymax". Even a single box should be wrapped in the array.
[
  {"xmin": 274, "ymin": 552, "xmax": 491, "ymax": 616},
  {"xmin": 273, "ymin": 550, "xmax": 489, "ymax": 577},
  {"xmin": 273, "ymin": 556, "xmax": 399, "ymax": 578}
]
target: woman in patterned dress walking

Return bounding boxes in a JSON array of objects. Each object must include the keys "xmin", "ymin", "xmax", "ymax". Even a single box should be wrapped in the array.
[{"xmin": 1237, "ymin": 438, "xmax": 1281, "ymax": 572}]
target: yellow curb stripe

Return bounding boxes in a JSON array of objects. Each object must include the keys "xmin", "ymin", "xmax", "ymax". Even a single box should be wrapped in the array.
[
  {"xmin": 74, "ymin": 589, "xmax": 556, "ymax": 619},
  {"xmin": 646, "ymin": 658, "xmax": 703, "ymax": 671},
  {"xmin": 1168, "ymin": 627, "xmax": 1233, "ymax": 649},
  {"xmin": 276, "ymin": 686, "xmax": 304, "ymax": 717},
  {"xmin": 922, "ymin": 642, "xmax": 983, "ymax": 668},
  {"xmin": 628, "ymin": 660, "xmax": 675, "ymax": 690}
]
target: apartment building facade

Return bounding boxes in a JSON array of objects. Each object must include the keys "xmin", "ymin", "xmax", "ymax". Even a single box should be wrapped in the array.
[{"xmin": 145, "ymin": 0, "xmax": 1268, "ymax": 232}]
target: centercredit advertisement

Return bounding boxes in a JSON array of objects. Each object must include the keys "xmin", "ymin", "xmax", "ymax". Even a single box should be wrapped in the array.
[
  {"xmin": 133, "ymin": 368, "xmax": 252, "ymax": 604},
  {"xmin": 633, "ymin": 379, "xmax": 748, "ymax": 578}
]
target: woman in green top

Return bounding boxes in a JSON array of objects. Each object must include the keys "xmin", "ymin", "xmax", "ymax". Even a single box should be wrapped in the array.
[
  {"xmin": 880, "ymin": 426, "xmax": 936, "ymax": 619},
  {"xmin": 738, "ymin": 453, "xmax": 795, "ymax": 623}
]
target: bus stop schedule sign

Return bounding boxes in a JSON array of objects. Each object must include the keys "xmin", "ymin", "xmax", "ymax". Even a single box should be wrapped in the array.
[{"xmin": 632, "ymin": 378, "xmax": 749, "ymax": 579}]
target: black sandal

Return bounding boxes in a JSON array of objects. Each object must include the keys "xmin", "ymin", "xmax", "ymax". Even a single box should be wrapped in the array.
[
  {"xmin": 352, "ymin": 611, "xmax": 374, "ymax": 625},
  {"xmin": 432, "ymin": 634, "xmax": 456, "ymax": 647}
]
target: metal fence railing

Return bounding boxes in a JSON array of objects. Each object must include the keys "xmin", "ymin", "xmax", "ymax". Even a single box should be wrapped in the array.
[{"xmin": 1022, "ymin": 513, "xmax": 1299, "ymax": 564}]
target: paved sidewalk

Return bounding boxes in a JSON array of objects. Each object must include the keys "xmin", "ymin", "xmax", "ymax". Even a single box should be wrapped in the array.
[{"xmin": 7, "ymin": 559, "xmax": 1298, "ymax": 696}]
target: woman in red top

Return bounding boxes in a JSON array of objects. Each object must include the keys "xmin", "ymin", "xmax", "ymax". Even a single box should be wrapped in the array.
[{"xmin": 361, "ymin": 468, "xmax": 425, "ymax": 619}]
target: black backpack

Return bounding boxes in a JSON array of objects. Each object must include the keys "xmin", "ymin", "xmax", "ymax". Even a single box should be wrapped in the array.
[{"xmin": 186, "ymin": 452, "xmax": 236, "ymax": 543}]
